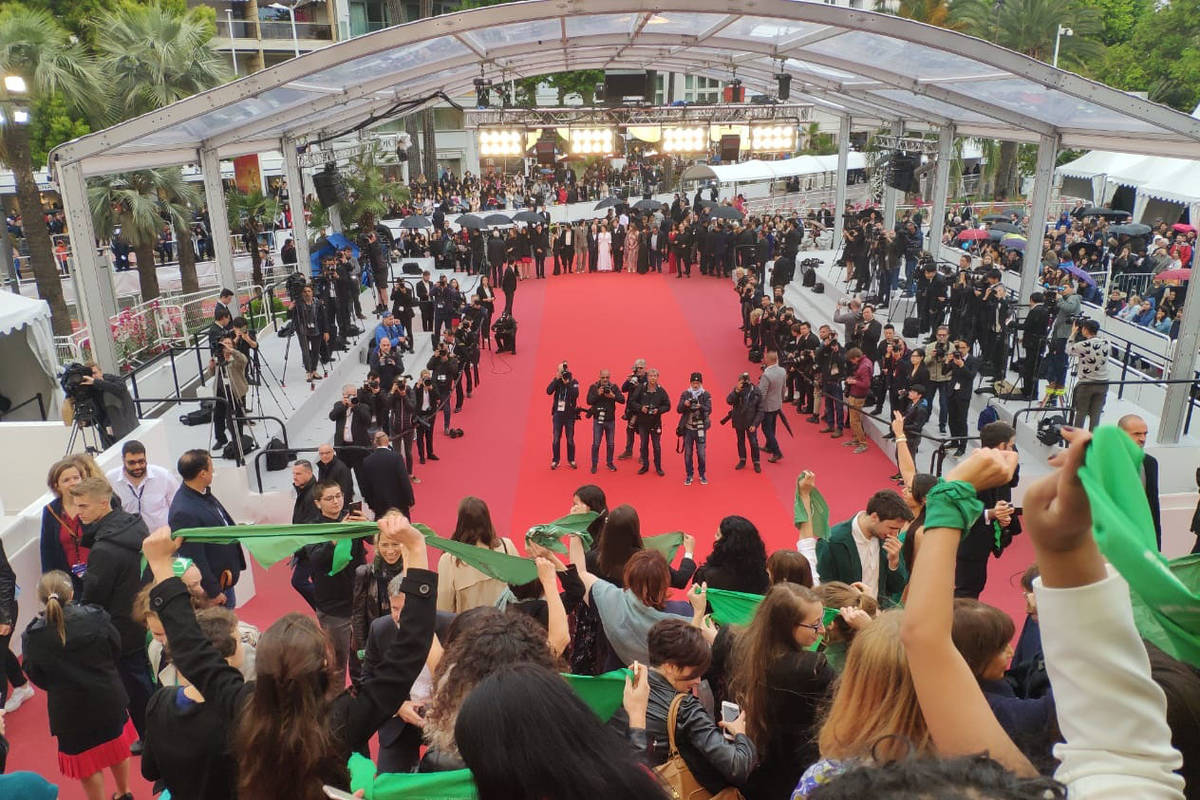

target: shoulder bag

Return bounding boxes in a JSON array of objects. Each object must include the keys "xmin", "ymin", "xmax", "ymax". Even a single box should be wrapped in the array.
[{"xmin": 654, "ymin": 694, "xmax": 746, "ymax": 800}]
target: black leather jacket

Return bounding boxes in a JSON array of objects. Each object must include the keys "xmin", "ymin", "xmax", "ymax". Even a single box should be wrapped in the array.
[{"xmin": 618, "ymin": 671, "xmax": 757, "ymax": 795}]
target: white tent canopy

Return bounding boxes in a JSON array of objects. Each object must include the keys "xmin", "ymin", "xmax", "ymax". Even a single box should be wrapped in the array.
[
  {"xmin": 1056, "ymin": 150, "xmax": 1200, "ymax": 207},
  {"xmin": 680, "ymin": 153, "xmax": 867, "ymax": 184},
  {"xmin": 0, "ymin": 291, "xmax": 60, "ymax": 422}
]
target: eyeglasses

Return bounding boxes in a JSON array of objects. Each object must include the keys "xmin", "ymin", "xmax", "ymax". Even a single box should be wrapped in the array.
[{"xmin": 797, "ymin": 619, "xmax": 825, "ymax": 634}]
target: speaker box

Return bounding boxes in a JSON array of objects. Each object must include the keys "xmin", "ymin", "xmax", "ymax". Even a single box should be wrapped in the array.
[
  {"xmin": 535, "ymin": 140, "xmax": 556, "ymax": 166},
  {"xmin": 886, "ymin": 151, "xmax": 919, "ymax": 193},
  {"xmin": 720, "ymin": 134, "xmax": 740, "ymax": 162},
  {"xmin": 603, "ymin": 71, "xmax": 653, "ymax": 104},
  {"xmin": 312, "ymin": 167, "xmax": 347, "ymax": 207}
]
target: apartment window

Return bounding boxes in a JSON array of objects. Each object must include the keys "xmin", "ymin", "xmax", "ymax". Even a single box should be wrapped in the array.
[
  {"xmin": 684, "ymin": 75, "xmax": 720, "ymax": 105},
  {"xmin": 654, "ymin": 74, "xmax": 666, "ymax": 105}
]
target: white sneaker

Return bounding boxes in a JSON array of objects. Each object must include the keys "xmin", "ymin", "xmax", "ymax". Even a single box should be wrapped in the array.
[{"xmin": 4, "ymin": 683, "xmax": 33, "ymax": 712}]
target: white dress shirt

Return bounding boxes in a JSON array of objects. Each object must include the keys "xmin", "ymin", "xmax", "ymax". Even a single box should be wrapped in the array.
[
  {"xmin": 106, "ymin": 463, "xmax": 180, "ymax": 532},
  {"xmin": 850, "ymin": 512, "xmax": 881, "ymax": 598}
]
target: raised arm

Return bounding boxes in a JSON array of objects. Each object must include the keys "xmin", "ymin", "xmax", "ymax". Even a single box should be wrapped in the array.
[
  {"xmin": 899, "ymin": 448, "xmax": 1034, "ymax": 777},
  {"xmin": 891, "ymin": 411, "xmax": 917, "ymax": 488},
  {"xmin": 567, "ymin": 533, "xmax": 598, "ymax": 598},
  {"xmin": 536, "ymin": 556, "xmax": 570, "ymax": 657}
]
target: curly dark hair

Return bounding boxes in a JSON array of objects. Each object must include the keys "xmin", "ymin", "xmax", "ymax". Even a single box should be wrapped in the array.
[
  {"xmin": 810, "ymin": 752, "xmax": 1066, "ymax": 799},
  {"xmin": 705, "ymin": 515, "xmax": 768, "ymax": 579},
  {"xmin": 424, "ymin": 608, "xmax": 557, "ymax": 757}
]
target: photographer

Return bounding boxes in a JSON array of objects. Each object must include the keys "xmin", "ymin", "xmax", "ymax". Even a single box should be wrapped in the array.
[
  {"xmin": 385, "ymin": 375, "xmax": 419, "ymax": 478},
  {"xmin": 208, "ymin": 332, "xmax": 249, "ymax": 456},
  {"xmin": 977, "ymin": 271, "xmax": 1012, "ymax": 380},
  {"xmin": 946, "ymin": 340, "xmax": 977, "ymax": 456},
  {"xmin": 389, "ymin": 282, "xmax": 417, "ymax": 353},
  {"xmin": 411, "ymin": 369, "xmax": 439, "ymax": 464},
  {"xmin": 329, "ymin": 383, "xmax": 372, "ymax": 483},
  {"xmin": 314, "ymin": 256, "xmax": 342, "ymax": 353},
  {"xmin": 815, "ymin": 327, "xmax": 846, "ymax": 438},
  {"xmin": 231, "ymin": 317, "xmax": 259, "ymax": 386},
  {"xmin": 585, "ymin": 369, "xmax": 624, "ymax": 473},
  {"xmin": 334, "ymin": 253, "xmax": 361, "ymax": 340},
  {"xmin": 630, "ymin": 368, "xmax": 670, "ymax": 476},
  {"xmin": 916, "ymin": 261, "xmax": 949, "ymax": 338},
  {"xmin": 1045, "ymin": 282, "xmax": 1081, "ymax": 406},
  {"xmin": 725, "ymin": 371, "xmax": 764, "ymax": 472},
  {"xmin": 923, "ymin": 326, "xmax": 955, "ymax": 435},
  {"xmin": 1019, "ymin": 292, "xmax": 1052, "ymax": 401},
  {"xmin": 787, "ymin": 322, "xmax": 820, "ymax": 416},
  {"xmin": 493, "ymin": 311, "xmax": 517, "ymax": 354},
  {"xmin": 546, "ymin": 362, "xmax": 580, "ymax": 470},
  {"xmin": 373, "ymin": 311, "xmax": 407, "ymax": 353},
  {"xmin": 74, "ymin": 364, "xmax": 137, "ymax": 447},
  {"xmin": 426, "ymin": 338, "xmax": 460, "ymax": 434},
  {"xmin": 292, "ymin": 284, "xmax": 329, "ymax": 384},
  {"xmin": 677, "ymin": 371, "xmax": 712, "ymax": 486},
  {"xmin": 453, "ymin": 315, "xmax": 481, "ymax": 408},
  {"xmin": 368, "ymin": 337, "xmax": 403, "ymax": 393},
  {"xmin": 1067, "ymin": 318, "xmax": 1109, "ymax": 431},
  {"xmin": 852, "ymin": 304, "xmax": 882, "ymax": 361},
  {"xmin": 617, "ymin": 359, "xmax": 648, "ymax": 460}
]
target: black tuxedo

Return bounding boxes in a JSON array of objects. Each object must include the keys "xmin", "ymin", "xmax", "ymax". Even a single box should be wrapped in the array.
[
  {"xmin": 501, "ymin": 266, "xmax": 518, "ymax": 314},
  {"xmin": 359, "ymin": 446, "xmax": 415, "ymax": 518},
  {"xmin": 1143, "ymin": 453, "xmax": 1162, "ymax": 549},
  {"xmin": 329, "ymin": 401, "xmax": 372, "ymax": 483},
  {"xmin": 415, "ymin": 280, "xmax": 434, "ymax": 332}
]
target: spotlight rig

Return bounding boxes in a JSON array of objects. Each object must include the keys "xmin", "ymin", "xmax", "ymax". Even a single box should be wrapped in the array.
[{"xmin": 474, "ymin": 77, "xmax": 493, "ymax": 109}]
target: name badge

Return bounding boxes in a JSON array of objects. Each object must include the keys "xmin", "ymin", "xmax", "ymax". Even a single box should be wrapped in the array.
[
  {"xmin": 557, "ymin": 400, "xmax": 566, "ymax": 412},
  {"xmin": 697, "ymin": 429, "xmax": 705, "ymax": 441}
]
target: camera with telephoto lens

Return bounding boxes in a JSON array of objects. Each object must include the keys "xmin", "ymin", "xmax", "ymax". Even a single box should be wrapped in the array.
[
  {"xmin": 285, "ymin": 271, "xmax": 308, "ymax": 304},
  {"xmin": 60, "ymin": 363, "xmax": 102, "ymax": 425}
]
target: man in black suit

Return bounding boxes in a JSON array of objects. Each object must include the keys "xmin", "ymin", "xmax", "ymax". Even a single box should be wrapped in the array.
[
  {"xmin": 1020, "ymin": 292, "xmax": 1052, "ymax": 400},
  {"xmin": 501, "ymin": 261, "xmax": 518, "ymax": 315},
  {"xmin": 955, "ymin": 421, "xmax": 1020, "ymax": 598},
  {"xmin": 359, "ymin": 430, "xmax": 416, "ymax": 519},
  {"xmin": 1119, "ymin": 414, "xmax": 1162, "ymax": 549},
  {"xmin": 362, "ymin": 579, "xmax": 455, "ymax": 773},
  {"xmin": 214, "ymin": 288, "xmax": 235, "ymax": 322},
  {"xmin": 415, "ymin": 270, "xmax": 435, "ymax": 333},
  {"xmin": 330, "ymin": 384, "xmax": 372, "ymax": 490}
]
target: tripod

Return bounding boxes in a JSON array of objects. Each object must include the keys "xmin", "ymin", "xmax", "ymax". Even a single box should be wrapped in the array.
[
  {"xmin": 209, "ymin": 353, "xmax": 253, "ymax": 465},
  {"xmin": 248, "ymin": 344, "xmax": 296, "ymax": 416},
  {"xmin": 65, "ymin": 413, "xmax": 105, "ymax": 456}
]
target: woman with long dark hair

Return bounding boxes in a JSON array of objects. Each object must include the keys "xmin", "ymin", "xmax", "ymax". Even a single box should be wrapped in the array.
[
  {"xmin": 729, "ymin": 583, "xmax": 835, "ymax": 799},
  {"xmin": 139, "ymin": 516, "xmax": 436, "ymax": 800},
  {"xmin": 456, "ymin": 663, "xmax": 669, "ymax": 800},
  {"xmin": 349, "ymin": 524, "xmax": 406, "ymax": 683},
  {"xmin": 588, "ymin": 505, "xmax": 695, "ymax": 589},
  {"xmin": 693, "ymin": 515, "xmax": 769, "ymax": 594},
  {"xmin": 437, "ymin": 496, "xmax": 518, "ymax": 613}
]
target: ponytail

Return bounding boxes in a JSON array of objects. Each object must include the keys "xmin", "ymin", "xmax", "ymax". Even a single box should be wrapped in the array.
[{"xmin": 37, "ymin": 571, "xmax": 74, "ymax": 646}]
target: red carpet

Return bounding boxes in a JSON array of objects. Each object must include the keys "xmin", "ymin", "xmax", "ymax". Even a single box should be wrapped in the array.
[{"xmin": 5, "ymin": 271, "xmax": 1031, "ymax": 798}]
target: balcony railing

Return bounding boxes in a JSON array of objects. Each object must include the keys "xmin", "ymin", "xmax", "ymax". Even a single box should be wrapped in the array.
[{"xmin": 220, "ymin": 18, "xmax": 334, "ymax": 41}]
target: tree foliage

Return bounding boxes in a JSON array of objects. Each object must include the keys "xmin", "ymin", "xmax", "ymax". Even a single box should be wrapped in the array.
[
  {"xmin": 1096, "ymin": 0, "xmax": 1200, "ymax": 112},
  {"xmin": 889, "ymin": 0, "xmax": 965, "ymax": 30},
  {"xmin": 27, "ymin": 92, "xmax": 91, "ymax": 168},
  {"xmin": 950, "ymin": 0, "xmax": 1104, "ymax": 68},
  {"xmin": 307, "ymin": 143, "xmax": 410, "ymax": 245}
]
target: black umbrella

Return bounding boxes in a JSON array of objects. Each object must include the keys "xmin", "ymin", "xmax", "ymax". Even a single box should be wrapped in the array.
[
  {"xmin": 709, "ymin": 205, "xmax": 744, "ymax": 220},
  {"xmin": 699, "ymin": 198, "xmax": 719, "ymax": 209},
  {"xmin": 399, "ymin": 215, "xmax": 431, "ymax": 229},
  {"xmin": 989, "ymin": 222, "xmax": 1022, "ymax": 234},
  {"xmin": 633, "ymin": 198, "xmax": 663, "ymax": 211},
  {"xmin": 1076, "ymin": 206, "xmax": 1131, "ymax": 219},
  {"xmin": 594, "ymin": 196, "xmax": 620, "ymax": 210},
  {"xmin": 512, "ymin": 210, "xmax": 544, "ymax": 224},
  {"xmin": 456, "ymin": 214, "xmax": 486, "ymax": 230},
  {"xmin": 981, "ymin": 213, "xmax": 1012, "ymax": 222},
  {"xmin": 988, "ymin": 229, "xmax": 1006, "ymax": 241},
  {"xmin": 1109, "ymin": 223, "xmax": 1152, "ymax": 237},
  {"xmin": 484, "ymin": 213, "xmax": 512, "ymax": 227}
]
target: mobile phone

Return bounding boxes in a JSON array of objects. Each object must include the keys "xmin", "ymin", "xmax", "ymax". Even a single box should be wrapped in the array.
[
  {"xmin": 323, "ymin": 787, "xmax": 357, "ymax": 800},
  {"xmin": 720, "ymin": 701, "xmax": 740, "ymax": 740},
  {"xmin": 348, "ymin": 500, "xmax": 362, "ymax": 514}
]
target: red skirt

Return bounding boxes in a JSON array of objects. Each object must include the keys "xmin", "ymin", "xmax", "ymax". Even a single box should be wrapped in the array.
[{"xmin": 58, "ymin": 717, "xmax": 136, "ymax": 779}]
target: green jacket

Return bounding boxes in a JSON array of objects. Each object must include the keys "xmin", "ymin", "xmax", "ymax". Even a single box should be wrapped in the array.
[{"xmin": 816, "ymin": 517, "xmax": 907, "ymax": 606}]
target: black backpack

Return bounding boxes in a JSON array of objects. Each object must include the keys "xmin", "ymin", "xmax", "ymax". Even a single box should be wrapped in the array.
[
  {"xmin": 221, "ymin": 434, "xmax": 258, "ymax": 461},
  {"xmin": 902, "ymin": 317, "xmax": 920, "ymax": 339},
  {"xmin": 748, "ymin": 348, "xmax": 763, "ymax": 363},
  {"xmin": 811, "ymin": 282, "xmax": 824, "ymax": 294},
  {"xmin": 180, "ymin": 400, "xmax": 215, "ymax": 426},
  {"xmin": 264, "ymin": 437, "xmax": 294, "ymax": 471},
  {"xmin": 801, "ymin": 267, "xmax": 816, "ymax": 288}
]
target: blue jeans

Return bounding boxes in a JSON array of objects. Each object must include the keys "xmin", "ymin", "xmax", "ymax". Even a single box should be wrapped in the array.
[
  {"xmin": 932, "ymin": 380, "xmax": 951, "ymax": 430},
  {"xmin": 822, "ymin": 382, "xmax": 846, "ymax": 430},
  {"xmin": 761, "ymin": 410, "xmax": 782, "ymax": 457},
  {"xmin": 552, "ymin": 412, "xmax": 576, "ymax": 463},
  {"xmin": 591, "ymin": 418, "xmax": 615, "ymax": 467},
  {"xmin": 683, "ymin": 429, "xmax": 707, "ymax": 479},
  {"xmin": 904, "ymin": 254, "xmax": 918, "ymax": 291},
  {"xmin": 440, "ymin": 396, "xmax": 453, "ymax": 431}
]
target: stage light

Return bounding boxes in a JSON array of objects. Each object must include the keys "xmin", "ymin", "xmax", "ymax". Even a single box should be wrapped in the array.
[
  {"xmin": 477, "ymin": 128, "xmax": 525, "ymax": 157},
  {"xmin": 569, "ymin": 127, "xmax": 615, "ymax": 156},
  {"xmin": 749, "ymin": 123, "xmax": 796, "ymax": 153},
  {"xmin": 776, "ymin": 73, "xmax": 791, "ymax": 101},
  {"xmin": 661, "ymin": 126, "xmax": 708, "ymax": 154}
]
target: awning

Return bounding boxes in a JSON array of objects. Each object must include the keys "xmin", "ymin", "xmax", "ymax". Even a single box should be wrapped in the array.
[{"xmin": 679, "ymin": 152, "xmax": 866, "ymax": 185}]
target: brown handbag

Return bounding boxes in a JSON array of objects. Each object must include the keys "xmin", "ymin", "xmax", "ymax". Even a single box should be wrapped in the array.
[{"xmin": 654, "ymin": 694, "xmax": 746, "ymax": 800}]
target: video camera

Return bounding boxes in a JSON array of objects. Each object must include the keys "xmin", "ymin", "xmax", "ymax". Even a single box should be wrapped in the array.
[
  {"xmin": 285, "ymin": 270, "xmax": 309, "ymax": 304},
  {"xmin": 60, "ymin": 362, "xmax": 101, "ymax": 425}
]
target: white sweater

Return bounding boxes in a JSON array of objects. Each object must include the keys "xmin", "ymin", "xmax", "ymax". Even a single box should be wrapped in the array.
[{"xmin": 1036, "ymin": 568, "xmax": 1184, "ymax": 798}]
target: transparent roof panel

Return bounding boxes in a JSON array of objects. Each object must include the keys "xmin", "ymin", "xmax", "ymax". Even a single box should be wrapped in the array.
[
  {"xmin": 718, "ymin": 16, "xmax": 828, "ymax": 43},
  {"xmin": 965, "ymin": 79, "xmax": 1159, "ymax": 131},
  {"xmin": 642, "ymin": 12, "xmax": 728, "ymax": 35},
  {"xmin": 801, "ymin": 32, "xmax": 1001, "ymax": 81},
  {"xmin": 566, "ymin": 13, "xmax": 639, "ymax": 38},
  {"xmin": 865, "ymin": 89, "xmax": 998, "ymax": 124},
  {"xmin": 782, "ymin": 58, "xmax": 865, "ymax": 84},
  {"xmin": 179, "ymin": 86, "xmax": 322, "ymax": 139},
  {"xmin": 313, "ymin": 36, "xmax": 469, "ymax": 87},
  {"xmin": 466, "ymin": 19, "xmax": 562, "ymax": 50}
]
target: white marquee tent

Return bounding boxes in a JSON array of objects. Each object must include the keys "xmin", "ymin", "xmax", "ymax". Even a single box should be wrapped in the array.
[
  {"xmin": 1056, "ymin": 150, "xmax": 1200, "ymax": 224},
  {"xmin": 680, "ymin": 153, "xmax": 868, "ymax": 185},
  {"xmin": 0, "ymin": 291, "xmax": 61, "ymax": 422}
]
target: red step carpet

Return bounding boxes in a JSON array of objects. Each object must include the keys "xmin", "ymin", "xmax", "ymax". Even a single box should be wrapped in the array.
[{"xmin": 5, "ymin": 270, "xmax": 1031, "ymax": 798}]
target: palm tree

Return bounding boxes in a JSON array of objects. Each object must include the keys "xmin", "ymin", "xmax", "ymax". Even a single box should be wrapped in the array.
[
  {"xmin": 89, "ymin": 170, "xmax": 194, "ymax": 303},
  {"xmin": 153, "ymin": 168, "xmax": 204, "ymax": 295},
  {"xmin": 95, "ymin": 1, "xmax": 228, "ymax": 294},
  {"xmin": 889, "ymin": 0, "xmax": 965, "ymax": 30},
  {"xmin": 307, "ymin": 144, "xmax": 411, "ymax": 245},
  {"xmin": 225, "ymin": 189, "xmax": 283, "ymax": 288},
  {"xmin": 0, "ymin": 7, "xmax": 105, "ymax": 336},
  {"xmin": 94, "ymin": 2, "xmax": 230, "ymax": 121},
  {"xmin": 950, "ymin": 0, "xmax": 1103, "ymax": 197}
]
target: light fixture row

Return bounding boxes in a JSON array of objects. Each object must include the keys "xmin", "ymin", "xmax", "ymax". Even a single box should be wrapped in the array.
[{"xmin": 476, "ymin": 122, "xmax": 799, "ymax": 157}]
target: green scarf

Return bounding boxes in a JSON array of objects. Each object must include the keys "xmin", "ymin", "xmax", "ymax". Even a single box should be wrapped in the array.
[
  {"xmin": 170, "ymin": 522, "xmax": 377, "ymax": 573},
  {"xmin": 349, "ymin": 753, "xmax": 476, "ymax": 799},
  {"xmin": 643, "ymin": 531, "xmax": 686, "ymax": 562},
  {"xmin": 523, "ymin": 512, "xmax": 599, "ymax": 553},
  {"xmin": 563, "ymin": 668, "xmax": 632, "ymax": 720},
  {"xmin": 793, "ymin": 478, "xmax": 831, "ymax": 541},
  {"xmin": 1077, "ymin": 426, "xmax": 1200, "ymax": 668},
  {"xmin": 706, "ymin": 586, "xmax": 840, "ymax": 652}
]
